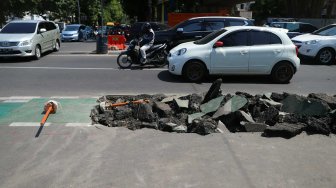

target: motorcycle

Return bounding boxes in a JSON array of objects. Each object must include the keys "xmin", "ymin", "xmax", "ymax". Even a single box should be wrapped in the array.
[{"xmin": 117, "ymin": 38, "xmax": 168, "ymax": 69}]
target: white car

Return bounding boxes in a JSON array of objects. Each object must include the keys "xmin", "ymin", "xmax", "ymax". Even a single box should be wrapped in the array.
[
  {"xmin": 292, "ymin": 24, "xmax": 336, "ymax": 65},
  {"xmin": 0, "ymin": 20, "xmax": 60, "ymax": 60},
  {"xmin": 168, "ymin": 26, "xmax": 300, "ymax": 83}
]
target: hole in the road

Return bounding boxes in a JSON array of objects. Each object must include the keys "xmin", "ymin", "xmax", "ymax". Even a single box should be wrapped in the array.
[{"xmin": 90, "ymin": 79, "xmax": 336, "ymax": 138}]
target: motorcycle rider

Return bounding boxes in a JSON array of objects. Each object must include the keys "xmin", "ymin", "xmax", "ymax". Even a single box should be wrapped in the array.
[{"xmin": 139, "ymin": 22, "xmax": 155, "ymax": 65}]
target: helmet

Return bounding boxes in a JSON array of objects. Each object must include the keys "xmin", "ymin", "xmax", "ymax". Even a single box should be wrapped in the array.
[{"xmin": 141, "ymin": 22, "xmax": 151, "ymax": 32}]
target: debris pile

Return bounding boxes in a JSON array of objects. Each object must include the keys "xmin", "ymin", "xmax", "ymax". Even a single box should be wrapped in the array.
[{"xmin": 90, "ymin": 79, "xmax": 336, "ymax": 138}]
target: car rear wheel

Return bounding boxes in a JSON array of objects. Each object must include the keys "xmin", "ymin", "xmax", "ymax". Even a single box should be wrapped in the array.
[
  {"xmin": 183, "ymin": 61, "xmax": 207, "ymax": 82},
  {"xmin": 53, "ymin": 40, "xmax": 60, "ymax": 52},
  {"xmin": 316, "ymin": 48, "xmax": 335, "ymax": 65},
  {"xmin": 271, "ymin": 62, "xmax": 294, "ymax": 84},
  {"xmin": 34, "ymin": 45, "xmax": 41, "ymax": 60}
]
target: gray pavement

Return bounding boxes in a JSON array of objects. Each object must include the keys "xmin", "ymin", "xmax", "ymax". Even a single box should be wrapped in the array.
[{"xmin": 0, "ymin": 125, "xmax": 335, "ymax": 188}]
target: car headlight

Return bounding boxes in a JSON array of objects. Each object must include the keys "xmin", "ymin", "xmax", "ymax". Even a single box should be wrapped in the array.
[
  {"xmin": 173, "ymin": 48, "xmax": 187, "ymax": 56},
  {"xmin": 304, "ymin": 40, "xmax": 319, "ymax": 45},
  {"xmin": 18, "ymin": 39, "xmax": 33, "ymax": 46}
]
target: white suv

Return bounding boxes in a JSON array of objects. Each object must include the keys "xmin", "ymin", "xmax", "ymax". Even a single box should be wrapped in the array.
[
  {"xmin": 292, "ymin": 24, "xmax": 336, "ymax": 65},
  {"xmin": 0, "ymin": 20, "xmax": 60, "ymax": 60},
  {"xmin": 168, "ymin": 26, "xmax": 300, "ymax": 83}
]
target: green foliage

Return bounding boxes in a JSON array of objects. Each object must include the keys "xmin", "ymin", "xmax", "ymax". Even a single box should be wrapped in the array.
[
  {"xmin": 0, "ymin": 0, "xmax": 125, "ymax": 26},
  {"xmin": 121, "ymin": 0, "xmax": 153, "ymax": 21},
  {"xmin": 251, "ymin": 0, "xmax": 326, "ymax": 24}
]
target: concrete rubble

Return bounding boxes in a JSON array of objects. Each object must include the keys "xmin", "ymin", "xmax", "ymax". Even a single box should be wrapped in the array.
[{"xmin": 90, "ymin": 79, "xmax": 336, "ymax": 138}]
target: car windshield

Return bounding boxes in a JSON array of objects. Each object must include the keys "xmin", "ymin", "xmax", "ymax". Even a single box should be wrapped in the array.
[
  {"xmin": 64, "ymin": 26, "xmax": 79, "ymax": 31},
  {"xmin": 194, "ymin": 29, "xmax": 227, "ymax": 45},
  {"xmin": 0, "ymin": 22, "xmax": 37, "ymax": 33},
  {"xmin": 312, "ymin": 25, "xmax": 336, "ymax": 36}
]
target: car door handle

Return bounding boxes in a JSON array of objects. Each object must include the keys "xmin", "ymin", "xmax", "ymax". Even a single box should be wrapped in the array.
[
  {"xmin": 240, "ymin": 50, "xmax": 248, "ymax": 55},
  {"xmin": 273, "ymin": 49, "xmax": 282, "ymax": 53}
]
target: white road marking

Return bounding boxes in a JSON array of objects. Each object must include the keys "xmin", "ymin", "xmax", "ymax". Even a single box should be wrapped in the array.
[
  {"xmin": 49, "ymin": 54, "xmax": 119, "ymax": 57},
  {"xmin": 50, "ymin": 96, "xmax": 80, "ymax": 99},
  {"xmin": 3, "ymin": 99, "xmax": 31, "ymax": 103},
  {"xmin": 2, "ymin": 96, "xmax": 40, "ymax": 102},
  {"xmin": 0, "ymin": 66, "xmax": 167, "ymax": 71},
  {"xmin": 9, "ymin": 122, "xmax": 51, "ymax": 127},
  {"xmin": 65, "ymin": 123, "xmax": 92, "ymax": 127}
]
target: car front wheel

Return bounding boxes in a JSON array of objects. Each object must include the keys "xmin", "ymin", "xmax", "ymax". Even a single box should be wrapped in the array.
[
  {"xmin": 34, "ymin": 45, "xmax": 41, "ymax": 60},
  {"xmin": 316, "ymin": 48, "xmax": 335, "ymax": 65},
  {"xmin": 271, "ymin": 62, "xmax": 294, "ymax": 84},
  {"xmin": 53, "ymin": 40, "xmax": 60, "ymax": 52},
  {"xmin": 183, "ymin": 61, "xmax": 207, "ymax": 82}
]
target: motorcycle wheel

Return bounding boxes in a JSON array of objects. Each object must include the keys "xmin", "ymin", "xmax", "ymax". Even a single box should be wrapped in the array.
[
  {"xmin": 154, "ymin": 52, "xmax": 167, "ymax": 67},
  {"xmin": 117, "ymin": 52, "xmax": 133, "ymax": 69}
]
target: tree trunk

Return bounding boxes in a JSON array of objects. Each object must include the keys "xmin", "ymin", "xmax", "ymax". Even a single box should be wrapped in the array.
[{"xmin": 147, "ymin": 0, "xmax": 152, "ymax": 21}]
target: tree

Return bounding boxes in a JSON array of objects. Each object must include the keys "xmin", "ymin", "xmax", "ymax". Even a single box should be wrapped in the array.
[
  {"xmin": 251, "ymin": 0, "xmax": 326, "ymax": 24},
  {"xmin": 121, "ymin": 0, "xmax": 149, "ymax": 21}
]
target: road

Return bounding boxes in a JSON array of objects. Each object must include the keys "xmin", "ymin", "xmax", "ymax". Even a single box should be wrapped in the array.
[
  {"xmin": 0, "ymin": 42, "xmax": 336, "ymax": 97},
  {"xmin": 0, "ymin": 42, "xmax": 335, "ymax": 188}
]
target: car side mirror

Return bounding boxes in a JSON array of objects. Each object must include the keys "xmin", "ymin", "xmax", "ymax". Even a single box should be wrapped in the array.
[
  {"xmin": 214, "ymin": 41, "xmax": 224, "ymax": 48},
  {"xmin": 177, "ymin": 28, "xmax": 183, "ymax": 33},
  {"xmin": 39, "ymin": 28, "xmax": 47, "ymax": 33}
]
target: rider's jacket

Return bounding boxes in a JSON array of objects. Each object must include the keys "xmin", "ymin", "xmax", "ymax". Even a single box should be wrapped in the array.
[{"xmin": 140, "ymin": 29, "xmax": 155, "ymax": 46}]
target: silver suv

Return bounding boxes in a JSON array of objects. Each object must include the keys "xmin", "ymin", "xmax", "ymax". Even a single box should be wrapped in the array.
[{"xmin": 0, "ymin": 20, "xmax": 60, "ymax": 60}]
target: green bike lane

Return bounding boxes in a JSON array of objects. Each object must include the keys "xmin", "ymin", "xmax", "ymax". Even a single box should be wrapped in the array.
[{"xmin": 0, "ymin": 98, "xmax": 97, "ymax": 125}]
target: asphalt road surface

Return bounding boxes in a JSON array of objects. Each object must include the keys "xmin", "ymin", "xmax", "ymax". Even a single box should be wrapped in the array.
[
  {"xmin": 0, "ymin": 42, "xmax": 335, "ymax": 188},
  {"xmin": 0, "ymin": 42, "xmax": 335, "ymax": 97}
]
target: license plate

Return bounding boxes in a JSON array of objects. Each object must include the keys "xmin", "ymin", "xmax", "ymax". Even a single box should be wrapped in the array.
[{"xmin": 0, "ymin": 48, "xmax": 13, "ymax": 52}]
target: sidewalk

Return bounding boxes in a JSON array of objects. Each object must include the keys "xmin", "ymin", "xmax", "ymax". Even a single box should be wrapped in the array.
[
  {"xmin": 0, "ymin": 97, "xmax": 336, "ymax": 187},
  {"xmin": 59, "ymin": 40, "xmax": 126, "ymax": 55},
  {"xmin": 0, "ymin": 124, "xmax": 335, "ymax": 188}
]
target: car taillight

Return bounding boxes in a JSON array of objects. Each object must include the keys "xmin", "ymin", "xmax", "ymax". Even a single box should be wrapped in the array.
[{"xmin": 295, "ymin": 46, "xmax": 298, "ymax": 56}]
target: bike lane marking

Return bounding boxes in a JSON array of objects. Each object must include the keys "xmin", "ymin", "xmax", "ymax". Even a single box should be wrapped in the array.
[
  {"xmin": 9, "ymin": 122, "xmax": 51, "ymax": 127},
  {"xmin": 0, "ymin": 98, "xmax": 96, "ymax": 125}
]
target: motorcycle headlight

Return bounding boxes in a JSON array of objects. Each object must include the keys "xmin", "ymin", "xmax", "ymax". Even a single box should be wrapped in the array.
[
  {"xmin": 173, "ymin": 48, "xmax": 187, "ymax": 56},
  {"xmin": 304, "ymin": 40, "xmax": 319, "ymax": 45},
  {"xmin": 18, "ymin": 39, "xmax": 33, "ymax": 46}
]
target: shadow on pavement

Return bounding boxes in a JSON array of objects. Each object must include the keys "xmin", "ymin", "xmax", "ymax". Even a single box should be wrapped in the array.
[
  {"xmin": 0, "ymin": 57, "xmax": 35, "ymax": 63},
  {"xmin": 157, "ymin": 70, "xmax": 273, "ymax": 84},
  {"xmin": 118, "ymin": 65, "xmax": 167, "ymax": 70},
  {"xmin": 299, "ymin": 56, "xmax": 336, "ymax": 65}
]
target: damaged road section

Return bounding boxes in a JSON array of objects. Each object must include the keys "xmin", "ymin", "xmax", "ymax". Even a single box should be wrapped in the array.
[{"xmin": 90, "ymin": 79, "xmax": 336, "ymax": 138}]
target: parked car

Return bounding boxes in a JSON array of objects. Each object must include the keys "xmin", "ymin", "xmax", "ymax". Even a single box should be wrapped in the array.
[
  {"xmin": 0, "ymin": 20, "xmax": 60, "ymax": 60},
  {"xmin": 129, "ymin": 22, "xmax": 170, "ymax": 41},
  {"xmin": 56, "ymin": 22, "xmax": 66, "ymax": 33},
  {"xmin": 96, "ymin": 26, "xmax": 113, "ymax": 36},
  {"xmin": 61, "ymin": 24, "xmax": 86, "ymax": 42},
  {"xmin": 292, "ymin": 24, "xmax": 336, "ymax": 65},
  {"xmin": 84, "ymin": 26, "xmax": 94, "ymax": 39},
  {"xmin": 270, "ymin": 22, "xmax": 317, "ymax": 38},
  {"xmin": 168, "ymin": 26, "xmax": 300, "ymax": 83},
  {"xmin": 155, "ymin": 16, "xmax": 254, "ymax": 49}
]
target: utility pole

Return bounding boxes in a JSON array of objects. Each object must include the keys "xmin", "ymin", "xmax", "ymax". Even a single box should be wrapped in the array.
[
  {"xmin": 147, "ymin": 0, "xmax": 152, "ymax": 21},
  {"xmin": 162, "ymin": 0, "xmax": 164, "ymax": 23},
  {"xmin": 77, "ymin": 0, "xmax": 81, "ymax": 24},
  {"xmin": 101, "ymin": 0, "xmax": 104, "ymax": 37}
]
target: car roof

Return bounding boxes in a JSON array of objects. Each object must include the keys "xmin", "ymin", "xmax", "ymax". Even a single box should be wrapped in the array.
[
  {"xmin": 9, "ymin": 20, "xmax": 46, "ymax": 23},
  {"xmin": 225, "ymin": 26, "xmax": 288, "ymax": 33},
  {"xmin": 271, "ymin": 22, "xmax": 310, "ymax": 24},
  {"xmin": 66, "ymin": 24, "xmax": 83, "ymax": 26},
  {"xmin": 189, "ymin": 16, "xmax": 249, "ymax": 20}
]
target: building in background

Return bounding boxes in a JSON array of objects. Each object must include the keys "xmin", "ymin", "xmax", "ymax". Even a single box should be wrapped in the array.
[{"xmin": 155, "ymin": 0, "xmax": 251, "ymax": 25}]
